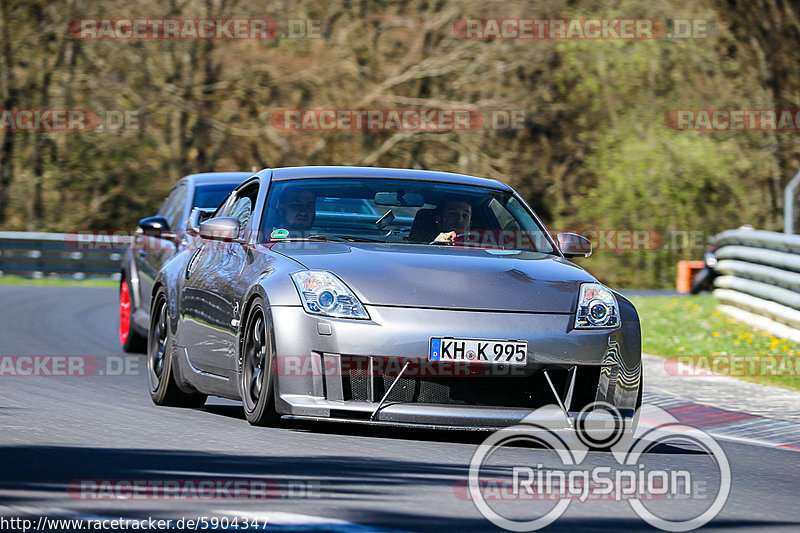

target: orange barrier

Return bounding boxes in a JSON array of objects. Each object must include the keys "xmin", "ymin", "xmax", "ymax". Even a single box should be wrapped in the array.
[{"xmin": 677, "ymin": 260, "xmax": 706, "ymax": 293}]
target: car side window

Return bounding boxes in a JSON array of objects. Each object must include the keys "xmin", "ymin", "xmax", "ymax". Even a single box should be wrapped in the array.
[
  {"xmin": 158, "ymin": 188, "xmax": 177, "ymax": 219},
  {"xmin": 214, "ymin": 191, "xmax": 236, "ymax": 218},
  {"xmin": 488, "ymin": 197, "xmax": 520, "ymax": 230},
  {"xmin": 219, "ymin": 183, "xmax": 259, "ymax": 239},
  {"xmin": 159, "ymin": 183, "xmax": 188, "ymax": 230}
]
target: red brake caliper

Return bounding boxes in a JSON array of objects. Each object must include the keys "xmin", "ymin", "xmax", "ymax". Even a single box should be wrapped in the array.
[{"xmin": 120, "ymin": 282, "xmax": 130, "ymax": 344}]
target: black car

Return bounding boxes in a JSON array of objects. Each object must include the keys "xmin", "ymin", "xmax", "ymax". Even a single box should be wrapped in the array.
[{"xmin": 119, "ymin": 172, "xmax": 251, "ymax": 352}]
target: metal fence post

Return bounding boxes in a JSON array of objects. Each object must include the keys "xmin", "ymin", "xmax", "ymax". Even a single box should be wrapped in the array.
[{"xmin": 785, "ymin": 169, "xmax": 800, "ymax": 234}]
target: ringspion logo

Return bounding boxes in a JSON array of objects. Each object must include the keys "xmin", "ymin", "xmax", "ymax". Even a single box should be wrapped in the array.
[{"xmin": 468, "ymin": 404, "xmax": 730, "ymax": 531}]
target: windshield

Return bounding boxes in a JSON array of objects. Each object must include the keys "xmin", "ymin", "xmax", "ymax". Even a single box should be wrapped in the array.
[{"xmin": 260, "ymin": 178, "xmax": 555, "ymax": 253}]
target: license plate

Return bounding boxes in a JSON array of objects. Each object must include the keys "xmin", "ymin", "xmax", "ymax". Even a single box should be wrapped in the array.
[{"xmin": 429, "ymin": 338, "xmax": 527, "ymax": 364}]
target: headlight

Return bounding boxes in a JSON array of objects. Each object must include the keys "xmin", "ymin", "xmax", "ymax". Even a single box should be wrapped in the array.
[
  {"xmin": 575, "ymin": 283, "xmax": 619, "ymax": 328},
  {"xmin": 291, "ymin": 271, "xmax": 369, "ymax": 319}
]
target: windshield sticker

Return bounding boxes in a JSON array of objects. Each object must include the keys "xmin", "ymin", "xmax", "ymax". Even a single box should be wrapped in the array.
[{"xmin": 270, "ymin": 228, "xmax": 290, "ymax": 239}]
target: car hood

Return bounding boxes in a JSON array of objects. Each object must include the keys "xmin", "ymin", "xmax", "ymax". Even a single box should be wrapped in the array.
[{"xmin": 271, "ymin": 242, "xmax": 596, "ymax": 313}]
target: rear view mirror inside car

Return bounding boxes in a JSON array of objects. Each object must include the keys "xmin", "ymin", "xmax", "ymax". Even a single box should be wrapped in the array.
[{"xmin": 374, "ymin": 191, "xmax": 425, "ymax": 207}]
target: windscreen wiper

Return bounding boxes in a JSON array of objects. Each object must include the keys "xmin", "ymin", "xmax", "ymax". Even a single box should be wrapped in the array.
[{"xmin": 307, "ymin": 234, "xmax": 382, "ymax": 242}]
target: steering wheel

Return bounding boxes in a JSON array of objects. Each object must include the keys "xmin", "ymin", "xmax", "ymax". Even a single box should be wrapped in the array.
[{"xmin": 428, "ymin": 232, "xmax": 473, "ymax": 246}]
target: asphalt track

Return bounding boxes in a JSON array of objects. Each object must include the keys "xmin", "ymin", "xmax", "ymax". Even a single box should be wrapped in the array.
[{"xmin": 0, "ymin": 285, "xmax": 799, "ymax": 532}]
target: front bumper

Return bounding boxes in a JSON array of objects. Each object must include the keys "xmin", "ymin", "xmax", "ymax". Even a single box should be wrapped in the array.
[{"xmin": 269, "ymin": 305, "xmax": 641, "ymax": 429}]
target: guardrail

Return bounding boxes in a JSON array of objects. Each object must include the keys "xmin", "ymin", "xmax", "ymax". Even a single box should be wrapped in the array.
[
  {"xmin": 711, "ymin": 229, "xmax": 800, "ymax": 329},
  {"xmin": 0, "ymin": 231, "xmax": 129, "ymax": 280}
]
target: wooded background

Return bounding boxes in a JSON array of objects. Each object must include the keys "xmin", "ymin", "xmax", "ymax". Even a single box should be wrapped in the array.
[{"xmin": 1, "ymin": 0, "xmax": 798, "ymax": 287}]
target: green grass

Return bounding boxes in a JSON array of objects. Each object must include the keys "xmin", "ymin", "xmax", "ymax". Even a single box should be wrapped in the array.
[
  {"xmin": 0, "ymin": 275, "xmax": 118, "ymax": 288},
  {"xmin": 631, "ymin": 294, "xmax": 800, "ymax": 392}
]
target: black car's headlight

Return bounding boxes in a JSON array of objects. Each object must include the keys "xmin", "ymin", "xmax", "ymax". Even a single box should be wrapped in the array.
[
  {"xmin": 575, "ymin": 283, "xmax": 619, "ymax": 328},
  {"xmin": 291, "ymin": 271, "xmax": 369, "ymax": 319}
]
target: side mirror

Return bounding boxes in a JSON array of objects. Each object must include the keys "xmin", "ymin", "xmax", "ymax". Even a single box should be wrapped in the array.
[
  {"xmin": 199, "ymin": 217, "xmax": 240, "ymax": 241},
  {"xmin": 557, "ymin": 232, "xmax": 592, "ymax": 258},
  {"xmin": 186, "ymin": 207, "xmax": 216, "ymax": 236},
  {"xmin": 137, "ymin": 216, "xmax": 176, "ymax": 240}
]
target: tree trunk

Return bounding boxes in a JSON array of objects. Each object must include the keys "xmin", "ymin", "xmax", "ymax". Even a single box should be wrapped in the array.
[{"xmin": 0, "ymin": 0, "xmax": 17, "ymax": 224}]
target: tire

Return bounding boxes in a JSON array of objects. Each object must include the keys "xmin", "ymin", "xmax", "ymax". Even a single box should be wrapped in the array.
[
  {"xmin": 119, "ymin": 277, "xmax": 147, "ymax": 353},
  {"xmin": 147, "ymin": 289, "xmax": 207, "ymax": 408},
  {"xmin": 239, "ymin": 298, "xmax": 279, "ymax": 426},
  {"xmin": 635, "ymin": 374, "xmax": 643, "ymax": 410},
  {"xmin": 630, "ymin": 373, "xmax": 643, "ymax": 435},
  {"xmin": 689, "ymin": 267, "xmax": 715, "ymax": 294}
]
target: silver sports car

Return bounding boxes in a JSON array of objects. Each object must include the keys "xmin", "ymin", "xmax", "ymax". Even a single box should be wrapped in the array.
[{"xmin": 148, "ymin": 166, "xmax": 642, "ymax": 432}]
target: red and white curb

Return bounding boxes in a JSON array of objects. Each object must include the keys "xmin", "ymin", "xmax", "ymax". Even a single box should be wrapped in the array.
[{"xmin": 642, "ymin": 393, "xmax": 800, "ymax": 451}]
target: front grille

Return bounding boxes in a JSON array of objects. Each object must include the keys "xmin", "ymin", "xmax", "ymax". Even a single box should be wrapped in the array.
[
  {"xmin": 342, "ymin": 356, "xmax": 370, "ymax": 401},
  {"xmin": 375, "ymin": 375, "xmax": 538, "ymax": 407},
  {"xmin": 335, "ymin": 356, "xmax": 602, "ymax": 411}
]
